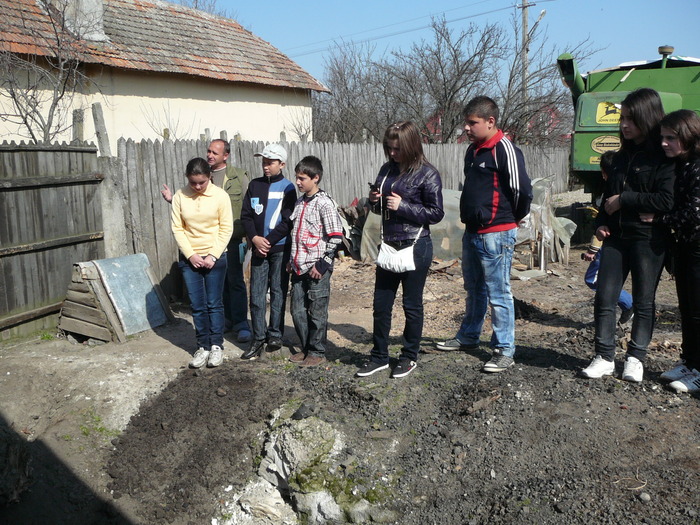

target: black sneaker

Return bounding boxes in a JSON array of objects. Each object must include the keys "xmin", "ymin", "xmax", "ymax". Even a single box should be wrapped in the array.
[
  {"xmin": 482, "ymin": 354, "xmax": 514, "ymax": 373},
  {"xmin": 391, "ymin": 358, "xmax": 417, "ymax": 378},
  {"xmin": 356, "ymin": 361, "xmax": 389, "ymax": 377},
  {"xmin": 619, "ymin": 307, "xmax": 634, "ymax": 325},
  {"xmin": 241, "ymin": 340, "xmax": 265, "ymax": 360},
  {"xmin": 266, "ymin": 337, "xmax": 283, "ymax": 352}
]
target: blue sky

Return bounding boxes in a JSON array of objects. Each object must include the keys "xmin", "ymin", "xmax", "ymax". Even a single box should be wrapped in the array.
[{"xmin": 223, "ymin": 0, "xmax": 700, "ymax": 84}]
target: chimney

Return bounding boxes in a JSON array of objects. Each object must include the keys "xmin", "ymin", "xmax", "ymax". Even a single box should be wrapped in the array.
[{"xmin": 63, "ymin": 0, "xmax": 107, "ymax": 42}]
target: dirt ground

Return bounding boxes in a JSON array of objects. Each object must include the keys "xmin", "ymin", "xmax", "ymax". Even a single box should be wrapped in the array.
[{"xmin": 1, "ymin": 241, "xmax": 698, "ymax": 524}]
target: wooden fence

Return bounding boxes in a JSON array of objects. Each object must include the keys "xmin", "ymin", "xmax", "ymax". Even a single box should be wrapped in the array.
[
  {"xmin": 0, "ymin": 142, "xmax": 104, "ymax": 339},
  {"xmin": 115, "ymin": 137, "xmax": 569, "ymax": 300},
  {"xmin": 0, "ymin": 136, "xmax": 570, "ymax": 337}
]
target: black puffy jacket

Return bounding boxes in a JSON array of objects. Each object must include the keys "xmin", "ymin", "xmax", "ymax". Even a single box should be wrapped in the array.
[{"xmin": 370, "ymin": 161, "xmax": 444, "ymax": 242}]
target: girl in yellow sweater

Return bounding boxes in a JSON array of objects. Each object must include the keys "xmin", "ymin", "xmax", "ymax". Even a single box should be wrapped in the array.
[{"xmin": 171, "ymin": 158, "xmax": 233, "ymax": 368}]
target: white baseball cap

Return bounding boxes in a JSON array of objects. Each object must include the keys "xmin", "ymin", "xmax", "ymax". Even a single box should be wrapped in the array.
[{"xmin": 254, "ymin": 143, "xmax": 287, "ymax": 163}]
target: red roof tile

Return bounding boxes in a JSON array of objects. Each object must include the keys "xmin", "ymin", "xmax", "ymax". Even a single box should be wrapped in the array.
[{"xmin": 0, "ymin": 0, "xmax": 328, "ymax": 92}]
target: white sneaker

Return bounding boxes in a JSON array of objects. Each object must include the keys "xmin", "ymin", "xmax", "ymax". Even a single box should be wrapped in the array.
[
  {"xmin": 669, "ymin": 369, "xmax": 700, "ymax": 393},
  {"xmin": 208, "ymin": 345, "xmax": 223, "ymax": 367},
  {"xmin": 580, "ymin": 356, "xmax": 614, "ymax": 378},
  {"xmin": 660, "ymin": 360, "xmax": 691, "ymax": 382},
  {"xmin": 622, "ymin": 356, "xmax": 643, "ymax": 383},
  {"xmin": 190, "ymin": 347, "xmax": 209, "ymax": 368}
]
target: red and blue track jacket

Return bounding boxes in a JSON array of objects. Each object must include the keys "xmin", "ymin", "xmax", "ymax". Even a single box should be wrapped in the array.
[{"xmin": 459, "ymin": 130, "xmax": 533, "ymax": 234}]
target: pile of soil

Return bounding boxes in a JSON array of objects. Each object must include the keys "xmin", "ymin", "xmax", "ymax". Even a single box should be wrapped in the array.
[{"xmin": 1, "ymin": 248, "xmax": 698, "ymax": 524}]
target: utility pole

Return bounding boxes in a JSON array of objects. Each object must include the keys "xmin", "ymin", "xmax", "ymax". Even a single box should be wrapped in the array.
[
  {"xmin": 520, "ymin": 0, "xmax": 532, "ymax": 104},
  {"xmin": 518, "ymin": 1, "xmax": 546, "ymax": 103}
]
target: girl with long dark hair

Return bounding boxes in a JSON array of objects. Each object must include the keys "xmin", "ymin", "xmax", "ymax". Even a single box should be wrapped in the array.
[{"xmin": 581, "ymin": 88, "xmax": 675, "ymax": 382}]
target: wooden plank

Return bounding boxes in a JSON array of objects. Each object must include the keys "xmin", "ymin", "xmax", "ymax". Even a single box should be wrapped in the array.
[
  {"xmin": 0, "ymin": 232, "xmax": 104, "ymax": 257},
  {"xmin": 58, "ymin": 316, "xmax": 112, "ymax": 341},
  {"xmin": 139, "ymin": 140, "xmax": 158, "ymax": 272},
  {"xmin": 85, "ymin": 276, "xmax": 127, "ymax": 343},
  {"xmin": 161, "ymin": 138, "xmax": 181, "ymax": 299},
  {"xmin": 0, "ymin": 143, "xmax": 96, "ymax": 153},
  {"xmin": 60, "ymin": 301, "xmax": 110, "ymax": 327},
  {"xmin": 69, "ymin": 281, "xmax": 91, "ymax": 293},
  {"xmin": 66, "ymin": 289, "xmax": 99, "ymax": 308},
  {"xmin": 77, "ymin": 263, "xmax": 100, "ymax": 281},
  {"xmin": 116, "ymin": 139, "xmax": 134, "ymax": 251},
  {"xmin": 152, "ymin": 140, "xmax": 173, "ymax": 283},
  {"xmin": 125, "ymin": 139, "xmax": 140, "ymax": 253},
  {"xmin": 0, "ymin": 301, "xmax": 63, "ymax": 331}
]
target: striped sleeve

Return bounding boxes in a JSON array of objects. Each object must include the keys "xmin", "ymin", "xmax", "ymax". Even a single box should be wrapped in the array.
[{"xmin": 499, "ymin": 137, "xmax": 533, "ymax": 221}]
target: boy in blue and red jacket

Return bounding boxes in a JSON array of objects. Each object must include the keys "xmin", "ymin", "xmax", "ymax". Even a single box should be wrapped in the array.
[
  {"xmin": 438, "ymin": 96, "xmax": 533, "ymax": 373},
  {"xmin": 240, "ymin": 144, "xmax": 297, "ymax": 360}
]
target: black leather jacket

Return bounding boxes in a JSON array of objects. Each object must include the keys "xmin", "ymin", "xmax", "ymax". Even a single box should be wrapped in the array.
[
  {"xmin": 596, "ymin": 143, "xmax": 675, "ymax": 242},
  {"xmin": 370, "ymin": 160, "xmax": 444, "ymax": 242}
]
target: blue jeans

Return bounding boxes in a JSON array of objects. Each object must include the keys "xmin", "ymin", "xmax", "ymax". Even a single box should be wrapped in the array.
[
  {"xmin": 457, "ymin": 229, "xmax": 517, "ymax": 357},
  {"xmin": 291, "ymin": 270, "xmax": 331, "ymax": 357},
  {"xmin": 179, "ymin": 252, "xmax": 227, "ymax": 349},
  {"xmin": 223, "ymin": 237, "xmax": 249, "ymax": 331},
  {"xmin": 371, "ymin": 236, "xmax": 432, "ymax": 363},
  {"xmin": 249, "ymin": 250, "xmax": 289, "ymax": 342},
  {"xmin": 584, "ymin": 250, "xmax": 633, "ymax": 311},
  {"xmin": 594, "ymin": 236, "xmax": 666, "ymax": 361}
]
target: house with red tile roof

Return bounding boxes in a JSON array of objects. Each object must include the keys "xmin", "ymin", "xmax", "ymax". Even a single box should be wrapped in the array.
[{"xmin": 0, "ymin": 0, "xmax": 328, "ymax": 150}]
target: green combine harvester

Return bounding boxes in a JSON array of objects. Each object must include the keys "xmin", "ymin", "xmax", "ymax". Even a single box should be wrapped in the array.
[{"xmin": 557, "ymin": 46, "xmax": 700, "ymax": 196}]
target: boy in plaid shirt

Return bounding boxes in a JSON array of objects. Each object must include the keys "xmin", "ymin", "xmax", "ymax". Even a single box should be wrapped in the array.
[{"xmin": 287, "ymin": 156, "xmax": 344, "ymax": 367}]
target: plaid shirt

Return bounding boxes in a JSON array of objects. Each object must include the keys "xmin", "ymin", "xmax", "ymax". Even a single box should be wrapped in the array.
[{"xmin": 290, "ymin": 190, "xmax": 344, "ymax": 276}]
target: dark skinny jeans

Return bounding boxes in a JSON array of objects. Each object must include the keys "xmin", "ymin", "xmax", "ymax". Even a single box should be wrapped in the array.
[
  {"xmin": 371, "ymin": 236, "xmax": 432, "ymax": 363},
  {"xmin": 594, "ymin": 236, "xmax": 666, "ymax": 362},
  {"xmin": 675, "ymin": 238, "xmax": 700, "ymax": 370}
]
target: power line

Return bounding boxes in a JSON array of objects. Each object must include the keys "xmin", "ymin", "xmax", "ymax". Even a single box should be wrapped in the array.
[
  {"xmin": 288, "ymin": 0, "xmax": 556, "ymax": 59},
  {"xmin": 289, "ymin": 3, "xmax": 517, "ymax": 59},
  {"xmin": 284, "ymin": 0, "xmax": 492, "ymax": 53}
]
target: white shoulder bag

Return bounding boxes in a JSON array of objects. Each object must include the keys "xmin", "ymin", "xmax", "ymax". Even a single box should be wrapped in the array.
[{"xmin": 375, "ymin": 175, "xmax": 423, "ymax": 273}]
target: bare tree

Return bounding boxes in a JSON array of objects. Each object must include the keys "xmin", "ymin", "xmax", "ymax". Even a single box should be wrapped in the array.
[
  {"xmin": 314, "ymin": 15, "xmax": 599, "ymax": 146},
  {"xmin": 314, "ymin": 42, "xmax": 388, "ymax": 143},
  {"xmin": 141, "ymin": 101, "xmax": 199, "ymax": 141},
  {"xmin": 286, "ymin": 106, "xmax": 314, "ymax": 143},
  {"xmin": 0, "ymin": 0, "xmax": 94, "ymax": 143},
  {"xmin": 315, "ymin": 19, "xmax": 504, "ymax": 144},
  {"xmin": 388, "ymin": 18, "xmax": 503, "ymax": 143},
  {"xmin": 495, "ymin": 13, "xmax": 600, "ymax": 146}
]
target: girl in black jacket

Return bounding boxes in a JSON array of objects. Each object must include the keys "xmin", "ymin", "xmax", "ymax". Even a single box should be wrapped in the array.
[
  {"xmin": 356, "ymin": 121, "xmax": 444, "ymax": 379},
  {"xmin": 581, "ymin": 88, "xmax": 675, "ymax": 382},
  {"xmin": 642, "ymin": 110, "xmax": 700, "ymax": 393}
]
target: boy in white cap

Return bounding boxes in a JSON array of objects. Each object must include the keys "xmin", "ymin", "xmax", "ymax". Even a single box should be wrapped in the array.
[{"xmin": 240, "ymin": 144, "xmax": 297, "ymax": 360}]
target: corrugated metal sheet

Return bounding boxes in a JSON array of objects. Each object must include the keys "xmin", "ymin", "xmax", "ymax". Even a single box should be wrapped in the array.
[{"xmin": 0, "ymin": 0, "xmax": 328, "ymax": 92}]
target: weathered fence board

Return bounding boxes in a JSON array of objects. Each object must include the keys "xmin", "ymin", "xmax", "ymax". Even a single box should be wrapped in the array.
[{"xmin": 0, "ymin": 143, "xmax": 104, "ymax": 338}]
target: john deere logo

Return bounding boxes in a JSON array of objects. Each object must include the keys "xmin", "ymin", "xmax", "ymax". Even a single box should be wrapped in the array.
[
  {"xmin": 591, "ymin": 135, "xmax": 620, "ymax": 153},
  {"xmin": 596, "ymin": 102, "xmax": 621, "ymax": 124}
]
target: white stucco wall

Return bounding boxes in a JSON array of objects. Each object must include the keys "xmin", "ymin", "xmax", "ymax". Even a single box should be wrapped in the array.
[{"xmin": 0, "ymin": 67, "xmax": 314, "ymax": 153}]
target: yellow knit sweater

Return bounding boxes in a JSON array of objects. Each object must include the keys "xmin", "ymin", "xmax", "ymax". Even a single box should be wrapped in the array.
[{"xmin": 171, "ymin": 182, "xmax": 233, "ymax": 260}]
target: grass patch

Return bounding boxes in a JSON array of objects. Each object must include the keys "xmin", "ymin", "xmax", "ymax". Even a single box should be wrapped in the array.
[{"xmin": 79, "ymin": 407, "xmax": 120, "ymax": 440}]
